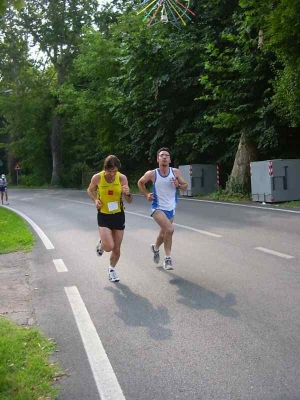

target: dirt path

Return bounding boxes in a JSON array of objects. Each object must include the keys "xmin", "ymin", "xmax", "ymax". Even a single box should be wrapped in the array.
[{"xmin": 0, "ymin": 252, "xmax": 36, "ymax": 326}]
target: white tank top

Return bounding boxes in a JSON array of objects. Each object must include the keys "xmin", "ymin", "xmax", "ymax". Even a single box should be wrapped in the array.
[{"xmin": 152, "ymin": 167, "xmax": 178, "ymax": 211}]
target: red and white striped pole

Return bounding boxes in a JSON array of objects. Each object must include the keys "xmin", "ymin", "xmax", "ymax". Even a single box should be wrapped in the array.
[
  {"xmin": 269, "ymin": 161, "xmax": 274, "ymax": 203},
  {"xmin": 268, "ymin": 160, "xmax": 273, "ymax": 177}
]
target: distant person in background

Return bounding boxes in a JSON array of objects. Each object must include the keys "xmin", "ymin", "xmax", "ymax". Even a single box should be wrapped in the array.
[
  {"xmin": 87, "ymin": 155, "xmax": 132, "ymax": 283},
  {"xmin": 137, "ymin": 147, "xmax": 187, "ymax": 270},
  {"xmin": 0, "ymin": 174, "xmax": 8, "ymax": 205}
]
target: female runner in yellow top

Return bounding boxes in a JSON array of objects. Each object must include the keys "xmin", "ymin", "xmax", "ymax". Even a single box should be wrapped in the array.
[{"xmin": 87, "ymin": 155, "xmax": 132, "ymax": 282}]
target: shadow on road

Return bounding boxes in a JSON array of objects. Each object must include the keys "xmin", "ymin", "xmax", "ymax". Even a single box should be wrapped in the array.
[
  {"xmin": 158, "ymin": 268, "xmax": 239, "ymax": 318},
  {"xmin": 105, "ymin": 283, "xmax": 172, "ymax": 341}
]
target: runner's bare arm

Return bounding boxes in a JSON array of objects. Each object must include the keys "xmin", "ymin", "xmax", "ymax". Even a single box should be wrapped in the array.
[
  {"xmin": 120, "ymin": 174, "xmax": 132, "ymax": 204},
  {"xmin": 87, "ymin": 174, "xmax": 102, "ymax": 209},
  {"xmin": 137, "ymin": 170, "xmax": 155, "ymax": 201},
  {"xmin": 172, "ymin": 168, "xmax": 188, "ymax": 190}
]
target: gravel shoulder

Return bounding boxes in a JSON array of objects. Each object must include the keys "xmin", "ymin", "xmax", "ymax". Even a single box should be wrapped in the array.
[{"xmin": 0, "ymin": 251, "xmax": 36, "ymax": 326}]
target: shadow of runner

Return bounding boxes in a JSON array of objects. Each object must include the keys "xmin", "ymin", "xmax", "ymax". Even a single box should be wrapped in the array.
[
  {"xmin": 158, "ymin": 268, "xmax": 239, "ymax": 318},
  {"xmin": 105, "ymin": 283, "xmax": 172, "ymax": 341}
]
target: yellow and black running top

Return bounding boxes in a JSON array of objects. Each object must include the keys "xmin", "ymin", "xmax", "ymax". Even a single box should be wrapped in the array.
[{"xmin": 97, "ymin": 171, "xmax": 123, "ymax": 214}]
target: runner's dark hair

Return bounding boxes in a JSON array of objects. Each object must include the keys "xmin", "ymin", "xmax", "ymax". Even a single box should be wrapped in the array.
[
  {"xmin": 157, "ymin": 147, "xmax": 171, "ymax": 157},
  {"xmin": 104, "ymin": 155, "xmax": 121, "ymax": 170}
]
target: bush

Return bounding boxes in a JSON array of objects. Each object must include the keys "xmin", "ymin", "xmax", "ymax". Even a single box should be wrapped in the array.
[
  {"xmin": 225, "ymin": 176, "xmax": 249, "ymax": 196},
  {"xmin": 18, "ymin": 173, "xmax": 49, "ymax": 187}
]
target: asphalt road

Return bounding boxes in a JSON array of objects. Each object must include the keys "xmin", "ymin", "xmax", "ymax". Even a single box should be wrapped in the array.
[{"xmin": 6, "ymin": 189, "xmax": 300, "ymax": 400}]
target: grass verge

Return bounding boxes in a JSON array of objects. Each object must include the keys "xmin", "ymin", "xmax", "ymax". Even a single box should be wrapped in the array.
[
  {"xmin": 277, "ymin": 200, "xmax": 300, "ymax": 208},
  {"xmin": 196, "ymin": 191, "xmax": 300, "ymax": 207},
  {"xmin": 0, "ymin": 208, "xmax": 63, "ymax": 398},
  {"xmin": 195, "ymin": 189, "xmax": 251, "ymax": 203},
  {"xmin": 0, "ymin": 317, "xmax": 61, "ymax": 400},
  {"xmin": 202, "ymin": 193, "xmax": 251, "ymax": 202},
  {"xmin": 0, "ymin": 208, "xmax": 35, "ymax": 254}
]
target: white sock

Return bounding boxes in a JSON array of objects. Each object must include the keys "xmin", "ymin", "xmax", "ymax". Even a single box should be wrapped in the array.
[
  {"xmin": 165, "ymin": 256, "xmax": 171, "ymax": 260},
  {"xmin": 154, "ymin": 246, "xmax": 159, "ymax": 252},
  {"xmin": 109, "ymin": 266, "xmax": 115, "ymax": 271}
]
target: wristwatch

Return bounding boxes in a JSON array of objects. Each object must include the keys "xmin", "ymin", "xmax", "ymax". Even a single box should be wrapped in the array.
[{"xmin": 178, "ymin": 183, "xmax": 181, "ymax": 189}]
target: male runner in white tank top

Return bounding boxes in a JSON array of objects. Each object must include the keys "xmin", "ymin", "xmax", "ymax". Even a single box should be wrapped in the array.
[{"xmin": 138, "ymin": 147, "xmax": 187, "ymax": 270}]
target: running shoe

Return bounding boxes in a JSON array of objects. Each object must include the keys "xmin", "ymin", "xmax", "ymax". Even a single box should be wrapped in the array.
[
  {"xmin": 151, "ymin": 244, "xmax": 160, "ymax": 264},
  {"xmin": 163, "ymin": 257, "xmax": 173, "ymax": 270},
  {"xmin": 108, "ymin": 269, "xmax": 120, "ymax": 282},
  {"xmin": 96, "ymin": 240, "xmax": 104, "ymax": 257}
]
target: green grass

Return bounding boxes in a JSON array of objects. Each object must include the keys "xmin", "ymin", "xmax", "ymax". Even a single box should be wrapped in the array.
[
  {"xmin": 0, "ymin": 208, "xmax": 35, "ymax": 254},
  {"xmin": 275, "ymin": 200, "xmax": 300, "ymax": 208},
  {"xmin": 196, "ymin": 191, "xmax": 300, "ymax": 207},
  {"xmin": 0, "ymin": 317, "xmax": 61, "ymax": 400},
  {"xmin": 195, "ymin": 190, "xmax": 251, "ymax": 203}
]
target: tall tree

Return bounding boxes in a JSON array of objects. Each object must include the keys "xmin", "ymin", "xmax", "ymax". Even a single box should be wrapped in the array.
[
  {"xmin": 56, "ymin": 30, "xmax": 122, "ymax": 186},
  {"xmin": 198, "ymin": 1, "xmax": 277, "ymax": 192},
  {"xmin": 19, "ymin": 0, "xmax": 99, "ymax": 185},
  {"xmin": 0, "ymin": 9, "xmax": 30, "ymax": 176},
  {"xmin": 107, "ymin": 11, "xmax": 210, "ymax": 167},
  {"xmin": 0, "ymin": 10, "xmax": 54, "ymax": 184}
]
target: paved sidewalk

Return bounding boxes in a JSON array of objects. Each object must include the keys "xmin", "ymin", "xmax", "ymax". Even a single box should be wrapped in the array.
[{"xmin": 0, "ymin": 252, "xmax": 36, "ymax": 326}]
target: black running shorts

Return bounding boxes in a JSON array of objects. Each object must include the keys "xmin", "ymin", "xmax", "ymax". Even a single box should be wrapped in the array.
[{"xmin": 97, "ymin": 211, "xmax": 125, "ymax": 231}]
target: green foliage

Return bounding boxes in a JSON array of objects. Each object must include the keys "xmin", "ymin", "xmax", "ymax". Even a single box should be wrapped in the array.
[
  {"xmin": 265, "ymin": 0, "xmax": 300, "ymax": 61},
  {"xmin": 0, "ymin": 0, "xmax": 24, "ymax": 15},
  {"xmin": 0, "ymin": 67, "xmax": 54, "ymax": 184},
  {"xmin": 198, "ymin": 3, "xmax": 278, "ymax": 149},
  {"xmin": 19, "ymin": 0, "xmax": 99, "ymax": 66},
  {"xmin": 107, "ymin": 12, "xmax": 210, "ymax": 166},
  {"xmin": 56, "ymin": 30, "xmax": 123, "ymax": 186},
  {"xmin": 0, "ymin": 11, "xmax": 53, "ymax": 183},
  {"xmin": 17, "ymin": 0, "xmax": 101, "ymax": 185},
  {"xmin": 19, "ymin": 173, "xmax": 49, "ymax": 187},
  {"xmin": 96, "ymin": 0, "xmax": 135, "ymax": 37},
  {"xmin": 272, "ymin": 63, "xmax": 300, "ymax": 126},
  {"xmin": 265, "ymin": 0, "xmax": 300, "ymax": 127},
  {"xmin": 1, "ymin": 0, "xmax": 299, "ymax": 189},
  {"xmin": 225, "ymin": 175, "xmax": 249, "ymax": 196},
  {"xmin": 239, "ymin": 0, "xmax": 300, "ymax": 128}
]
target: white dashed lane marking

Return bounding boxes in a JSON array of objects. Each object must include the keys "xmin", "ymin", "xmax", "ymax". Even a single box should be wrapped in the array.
[
  {"xmin": 65, "ymin": 286, "xmax": 126, "ymax": 400},
  {"xmin": 255, "ymin": 247, "xmax": 295, "ymax": 259},
  {"xmin": 53, "ymin": 259, "xmax": 68, "ymax": 272},
  {"xmin": 20, "ymin": 197, "xmax": 35, "ymax": 201},
  {"xmin": 125, "ymin": 211, "xmax": 222, "ymax": 238}
]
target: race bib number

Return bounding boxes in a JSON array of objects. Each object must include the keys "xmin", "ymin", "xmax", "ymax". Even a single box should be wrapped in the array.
[{"xmin": 108, "ymin": 201, "xmax": 118, "ymax": 212}]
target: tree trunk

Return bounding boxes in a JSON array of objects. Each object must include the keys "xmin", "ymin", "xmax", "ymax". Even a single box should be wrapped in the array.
[
  {"xmin": 228, "ymin": 130, "xmax": 258, "ymax": 193},
  {"xmin": 7, "ymin": 138, "xmax": 17, "ymax": 184},
  {"xmin": 50, "ymin": 64, "xmax": 65, "ymax": 186},
  {"xmin": 50, "ymin": 113, "xmax": 62, "ymax": 186}
]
